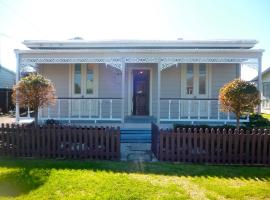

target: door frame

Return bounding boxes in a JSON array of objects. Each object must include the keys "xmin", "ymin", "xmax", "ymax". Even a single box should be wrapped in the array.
[
  {"xmin": 128, "ymin": 66, "xmax": 153, "ymax": 116},
  {"xmin": 132, "ymin": 69, "xmax": 150, "ymax": 116}
]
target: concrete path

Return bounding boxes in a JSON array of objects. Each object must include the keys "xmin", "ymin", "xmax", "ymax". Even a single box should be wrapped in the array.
[{"xmin": 0, "ymin": 115, "xmax": 15, "ymax": 124}]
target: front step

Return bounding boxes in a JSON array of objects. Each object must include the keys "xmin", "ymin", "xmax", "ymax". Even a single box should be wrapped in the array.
[
  {"xmin": 120, "ymin": 128, "xmax": 151, "ymax": 143},
  {"xmin": 120, "ymin": 128, "xmax": 155, "ymax": 161}
]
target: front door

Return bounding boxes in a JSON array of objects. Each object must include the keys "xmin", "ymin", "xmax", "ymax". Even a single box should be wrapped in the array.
[{"xmin": 132, "ymin": 70, "xmax": 150, "ymax": 116}]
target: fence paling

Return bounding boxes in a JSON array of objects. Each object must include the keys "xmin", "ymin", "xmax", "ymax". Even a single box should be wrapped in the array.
[
  {"xmin": 151, "ymin": 124, "xmax": 270, "ymax": 165},
  {"xmin": 0, "ymin": 124, "xmax": 120, "ymax": 160}
]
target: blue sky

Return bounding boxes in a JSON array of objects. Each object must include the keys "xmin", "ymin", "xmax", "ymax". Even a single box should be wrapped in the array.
[{"xmin": 0, "ymin": 0, "xmax": 269, "ymax": 80}]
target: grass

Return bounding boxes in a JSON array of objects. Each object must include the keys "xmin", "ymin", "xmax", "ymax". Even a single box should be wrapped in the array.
[
  {"xmin": 262, "ymin": 113, "xmax": 270, "ymax": 120},
  {"xmin": 0, "ymin": 159, "xmax": 269, "ymax": 199}
]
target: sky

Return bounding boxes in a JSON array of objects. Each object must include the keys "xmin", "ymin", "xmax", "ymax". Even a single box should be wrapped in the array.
[{"xmin": 0, "ymin": 0, "xmax": 270, "ymax": 80}]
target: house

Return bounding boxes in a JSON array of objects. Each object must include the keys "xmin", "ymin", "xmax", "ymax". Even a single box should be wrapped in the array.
[
  {"xmin": 0, "ymin": 65, "xmax": 15, "ymax": 113},
  {"xmin": 15, "ymin": 39, "xmax": 263, "ymax": 126},
  {"xmin": 252, "ymin": 67, "xmax": 270, "ymax": 114}
]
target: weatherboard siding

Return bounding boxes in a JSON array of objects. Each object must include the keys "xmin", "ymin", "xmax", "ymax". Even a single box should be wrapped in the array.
[
  {"xmin": 38, "ymin": 63, "xmax": 238, "ymax": 119},
  {"xmin": 211, "ymin": 63, "xmax": 239, "ymax": 98},
  {"xmin": 0, "ymin": 67, "xmax": 15, "ymax": 89}
]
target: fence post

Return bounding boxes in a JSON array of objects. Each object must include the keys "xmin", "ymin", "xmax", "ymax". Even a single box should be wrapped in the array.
[
  {"xmin": 193, "ymin": 128, "xmax": 198, "ymax": 163},
  {"xmin": 228, "ymin": 129, "xmax": 233, "ymax": 164},
  {"xmin": 183, "ymin": 128, "xmax": 187, "ymax": 162},
  {"xmin": 216, "ymin": 129, "xmax": 221, "ymax": 163},
  {"xmin": 187, "ymin": 128, "xmax": 192, "ymax": 163},
  {"xmin": 233, "ymin": 129, "xmax": 238, "ymax": 164},
  {"xmin": 160, "ymin": 130, "xmax": 164, "ymax": 161},
  {"xmin": 210, "ymin": 128, "xmax": 215, "ymax": 163},
  {"xmin": 262, "ymin": 129, "xmax": 268, "ymax": 165},
  {"xmin": 257, "ymin": 129, "xmax": 262, "ymax": 164},
  {"xmin": 251, "ymin": 129, "xmax": 256, "ymax": 164},
  {"xmin": 245, "ymin": 129, "xmax": 251, "ymax": 164},
  {"xmin": 199, "ymin": 128, "xmax": 204, "ymax": 163},
  {"xmin": 239, "ymin": 129, "xmax": 244, "ymax": 164}
]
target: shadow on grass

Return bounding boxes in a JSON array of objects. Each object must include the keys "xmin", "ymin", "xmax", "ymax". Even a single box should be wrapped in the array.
[
  {"xmin": 0, "ymin": 158, "xmax": 269, "ymax": 182},
  {"xmin": 0, "ymin": 167, "xmax": 50, "ymax": 197}
]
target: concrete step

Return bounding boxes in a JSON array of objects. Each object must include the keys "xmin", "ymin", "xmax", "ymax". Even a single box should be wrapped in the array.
[
  {"xmin": 120, "ymin": 130, "xmax": 151, "ymax": 134},
  {"xmin": 121, "ymin": 143, "xmax": 154, "ymax": 161},
  {"xmin": 121, "ymin": 134, "xmax": 151, "ymax": 140},
  {"xmin": 121, "ymin": 143, "xmax": 151, "ymax": 151},
  {"xmin": 121, "ymin": 128, "xmax": 151, "ymax": 143}
]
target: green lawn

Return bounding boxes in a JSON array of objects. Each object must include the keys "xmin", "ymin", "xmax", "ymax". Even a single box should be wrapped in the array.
[
  {"xmin": 262, "ymin": 113, "xmax": 270, "ymax": 120},
  {"xmin": 0, "ymin": 159, "xmax": 269, "ymax": 200}
]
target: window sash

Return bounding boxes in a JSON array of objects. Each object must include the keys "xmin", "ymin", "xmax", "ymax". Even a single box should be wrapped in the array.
[{"xmin": 74, "ymin": 64, "xmax": 81, "ymax": 94}]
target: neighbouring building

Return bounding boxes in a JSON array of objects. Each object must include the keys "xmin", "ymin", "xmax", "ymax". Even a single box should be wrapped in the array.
[
  {"xmin": 252, "ymin": 67, "xmax": 270, "ymax": 114},
  {"xmin": 0, "ymin": 65, "xmax": 15, "ymax": 113}
]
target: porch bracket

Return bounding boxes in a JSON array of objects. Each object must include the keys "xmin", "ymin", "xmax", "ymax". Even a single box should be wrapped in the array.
[
  {"xmin": 160, "ymin": 62, "xmax": 177, "ymax": 71},
  {"xmin": 105, "ymin": 62, "xmax": 123, "ymax": 71}
]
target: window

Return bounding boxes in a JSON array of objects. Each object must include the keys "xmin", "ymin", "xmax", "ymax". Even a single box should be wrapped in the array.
[
  {"xmin": 73, "ymin": 64, "xmax": 97, "ymax": 96},
  {"xmin": 182, "ymin": 63, "xmax": 209, "ymax": 98},
  {"xmin": 86, "ymin": 66, "xmax": 94, "ymax": 94},
  {"xmin": 74, "ymin": 64, "xmax": 81, "ymax": 94},
  {"xmin": 199, "ymin": 64, "xmax": 206, "ymax": 94},
  {"xmin": 186, "ymin": 64, "xmax": 194, "ymax": 94}
]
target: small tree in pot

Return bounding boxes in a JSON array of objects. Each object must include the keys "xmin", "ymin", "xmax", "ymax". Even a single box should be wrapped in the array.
[
  {"xmin": 12, "ymin": 73, "xmax": 56, "ymax": 125},
  {"xmin": 219, "ymin": 79, "xmax": 260, "ymax": 129}
]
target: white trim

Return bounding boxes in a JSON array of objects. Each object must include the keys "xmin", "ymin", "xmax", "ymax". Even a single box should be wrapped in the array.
[
  {"xmin": 208, "ymin": 64, "xmax": 212, "ymax": 98},
  {"xmin": 23, "ymin": 39, "xmax": 258, "ymax": 49},
  {"xmin": 258, "ymin": 56, "xmax": 262, "ymax": 114},
  {"xmin": 69, "ymin": 64, "xmax": 72, "ymax": 97},
  {"xmin": 160, "ymin": 118, "xmax": 249, "ymax": 123},
  {"xmin": 128, "ymin": 65, "xmax": 153, "ymax": 116},
  {"xmin": 15, "ymin": 51, "xmax": 20, "ymax": 123},
  {"xmin": 121, "ymin": 61, "xmax": 125, "ymax": 123},
  {"xmin": 157, "ymin": 61, "xmax": 161, "ymax": 124}
]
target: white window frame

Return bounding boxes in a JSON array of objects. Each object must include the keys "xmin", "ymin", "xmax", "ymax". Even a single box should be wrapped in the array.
[
  {"xmin": 71, "ymin": 63, "xmax": 99, "ymax": 97},
  {"xmin": 181, "ymin": 63, "xmax": 211, "ymax": 98}
]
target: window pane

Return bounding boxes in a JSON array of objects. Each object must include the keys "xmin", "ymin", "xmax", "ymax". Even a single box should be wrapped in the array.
[
  {"xmin": 86, "ymin": 66, "xmax": 94, "ymax": 94},
  {"xmin": 74, "ymin": 64, "xmax": 81, "ymax": 94},
  {"xmin": 186, "ymin": 64, "xmax": 194, "ymax": 95},
  {"xmin": 199, "ymin": 64, "xmax": 206, "ymax": 94}
]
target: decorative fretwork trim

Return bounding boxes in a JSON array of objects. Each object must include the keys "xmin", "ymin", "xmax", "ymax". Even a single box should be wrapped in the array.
[
  {"xmin": 161, "ymin": 63, "xmax": 178, "ymax": 71},
  {"xmin": 105, "ymin": 63, "xmax": 123, "ymax": 71},
  {"xmin": 20, "ymin": 57, "xmax": 259, "ymax": 71},
  {"xmin": 125, "ymin": 57, "xmax": 159, "ymax": 63},
  {"xmin": 160, "ymin": 57, "xmax": 249, "ymax": 63}
]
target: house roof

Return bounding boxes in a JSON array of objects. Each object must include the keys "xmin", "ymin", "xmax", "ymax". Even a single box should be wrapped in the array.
[
  {"xmin": 0, "ymin": 65, "xmax": 15, "ymax": 75},
  {"xmin": 251, "ymin": 67, "xmax": 270, "ymax": 81},
  {"xmin": 23, "ymin": 39, "xmax": 258, "ymax": 50}
]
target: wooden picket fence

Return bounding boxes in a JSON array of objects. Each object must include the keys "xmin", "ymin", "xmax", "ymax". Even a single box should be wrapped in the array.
[
  {"xmin": 0, "ymin": 124, "xmax": 120, "ymax": 160},
  {"xmin": 151, "ymin": 123, "xmax": 270, "ymax": 165}
]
